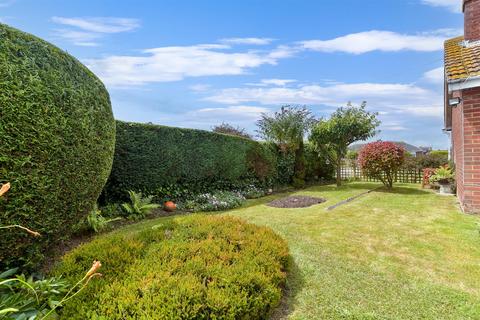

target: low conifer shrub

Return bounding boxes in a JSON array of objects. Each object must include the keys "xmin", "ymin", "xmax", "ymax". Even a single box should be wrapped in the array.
[{"xmin": 53, "ymin": 215, "xmax": 290, "ymax": 319}]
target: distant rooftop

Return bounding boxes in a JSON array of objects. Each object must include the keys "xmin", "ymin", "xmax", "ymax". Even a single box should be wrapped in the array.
[{"xmin": 349, "ymin": 141, "xmax": 423, "ymax": 154}]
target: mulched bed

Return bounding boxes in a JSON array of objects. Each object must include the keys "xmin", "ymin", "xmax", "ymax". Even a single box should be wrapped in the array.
[{"xmin": 267, "ymin": 195, "xmax": 326, "ymax": 208}]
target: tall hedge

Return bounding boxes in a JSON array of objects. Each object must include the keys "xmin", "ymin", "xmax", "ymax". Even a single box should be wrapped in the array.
[
  {"xmin": 0, "ymin": 24, "xmax": 116, "ymax": 269},
  {"xmin": 103, "ymin": 121, "xmax": 277, "ymax": 202}
]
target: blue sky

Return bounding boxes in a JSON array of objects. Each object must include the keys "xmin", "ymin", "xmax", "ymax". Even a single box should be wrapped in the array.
[{"xmin": 0, "ymin": 0, "xmax": 463, "ymax": 148}]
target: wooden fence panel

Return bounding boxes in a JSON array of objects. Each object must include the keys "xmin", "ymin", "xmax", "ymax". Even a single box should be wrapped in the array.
[{"xmin": 340, "ymin": 166, "xmax": 422, "ymax": 184}]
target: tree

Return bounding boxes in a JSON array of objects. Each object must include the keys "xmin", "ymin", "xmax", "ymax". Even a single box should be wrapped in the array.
[
  {"xmin": 358, "ymin": 141, "xmax": 405, "ymax": 189},
  {"xmin": 212, "ymin": 122, "xmax": 252, "ymax": 139},
  {"xmin": 257, "ymin": 105, "xmax": 317, "ymax": 187},
  {"xmin": 309, "ymin": 102, "xmax": 380, "ymax": 186}
]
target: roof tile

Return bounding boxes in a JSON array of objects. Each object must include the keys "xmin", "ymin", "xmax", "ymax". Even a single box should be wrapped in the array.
[{"xmin": 445, "ymin": 36, "xmax": 480, "ymax": 81}]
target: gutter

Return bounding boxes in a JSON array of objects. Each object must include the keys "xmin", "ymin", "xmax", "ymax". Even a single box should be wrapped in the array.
[{"xmin": 447, "ymin": 75, "xmax": 480, "ymax": 92}]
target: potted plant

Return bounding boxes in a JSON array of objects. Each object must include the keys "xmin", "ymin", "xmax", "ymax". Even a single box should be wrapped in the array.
[{"xmin": 430, "ymin": 166, "xmax": 455, "ymax": 195}]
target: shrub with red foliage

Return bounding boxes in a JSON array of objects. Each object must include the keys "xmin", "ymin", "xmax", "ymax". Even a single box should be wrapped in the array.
[
  {"xmin": 358, "ymin": 141, "xmax": 405, "ymax": 189},
  {"xmin": 422, "ymin": 168, "xmax": 436, "ymax": 188}
]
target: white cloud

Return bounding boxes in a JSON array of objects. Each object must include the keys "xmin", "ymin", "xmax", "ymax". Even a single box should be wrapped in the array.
[
  {"xmin": 51, "ymin": 16, "xmax": 140, "ymax": 46},
  {"xmin": 52, "ymin": 29, "xmax": 102, "ymax": 46},
  {"xmin": 205, "ymin": 83, "xmax": 429, "ymax": 104},
  {"xmin": 220, "ymin": 37, "xmax": 274, "ymax": 45},
  {"xmin": 246, "ymin": 79, "xmax": 297, "ymax": 87},
  {"xmin": 421, "ymin": 0, "xmax": 461, "ymax": 13},
  {"xmin": 382, "ymin": 125, "xmax": 408, "ymax": 131},
  {"xmin": 137, "ymin": 105, "xmax": 270, "ymax": 132},
  {"xmin": 261, "ymin": 79, "xmax": 297, "ymax": 86},
  {"xmin": 85, "ymin": 45, "xmax": 286, "ymax": 87},
  {"xmin": 423, "ymin": 67, "xmax": 444, "ymax": 84},
  {"xmin": 381, "ymin": 120, "xmax": 409, "ymax": 131},
  {"xmin": 300, "ymin": 30, "xmax": 451, "ymax": 54},
  {"xmin": 268, "ymin": 45, "xmax": 300, "ymax": 59},
  {"xmin": 204, "ymin": 82, "xmax": 442, "ymax": 117},
  {"xmin": 51, "ymin": 16, "xmax": 140, "ymax": 33},
  {"xmin": 192, "ymin": 105, "xmax": 269, "ymax": 120},
  {"xmin": 190, "ymin": 84, "xmax": 211, "ymax": 92}
]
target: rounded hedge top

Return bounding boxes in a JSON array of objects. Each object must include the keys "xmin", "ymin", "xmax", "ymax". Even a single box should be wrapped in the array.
[
  {"xmin": 0, "ymin": 23, "xmax": 116, "ymax": 269},
  {"xmin": 53, "ymin": 215, "xmax": 290, "ymax": 319}
]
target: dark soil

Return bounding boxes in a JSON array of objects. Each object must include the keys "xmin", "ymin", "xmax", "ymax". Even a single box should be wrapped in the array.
[
  {"xmin": 41, "ymin": 208, "xmax": 180, "ymax": 274},
  {"xmin": 267, "ymin": 195, "xmax": 326, "ymax": 208}
]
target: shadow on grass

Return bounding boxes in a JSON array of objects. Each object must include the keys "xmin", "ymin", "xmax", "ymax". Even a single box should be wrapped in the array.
[
  {"xmin": 269, "ymin": 257, "xmax": 305, "ymax": 320},
  {"xmin": 337, "ymin": 182, "xmax": 382, "ymax": 190},
  {"xmin": 373, "ymin": 185, "xmax": 433, "ymax": 196}
]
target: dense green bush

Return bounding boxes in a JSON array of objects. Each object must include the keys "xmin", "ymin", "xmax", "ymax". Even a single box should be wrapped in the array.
[
  {"xmin": 53, "ymin": 215, "xmax": 290, "ymax": 319},
  {"xmin": 305, "ymin": 143, "xmax": 335, "ymax": 182},
  {"xmin": 102, "ymin": 121, "xmax": 277, "ymax": 202},
  {"xmin": 0, "ymin": 23, "xmax": 115, "ymax": 269},
  {"xmin": 416, "ymin": 152, "xmax": 449, "ymax": 169},
  {"xmin": 275, "ymin": 151, "xmax": 296, "ymax": 186}
]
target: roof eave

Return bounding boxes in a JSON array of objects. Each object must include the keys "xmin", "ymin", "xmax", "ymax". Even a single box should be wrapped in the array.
[{"xmin": 447, "ymin": 75, "xmax": 480, "ymax": 92}]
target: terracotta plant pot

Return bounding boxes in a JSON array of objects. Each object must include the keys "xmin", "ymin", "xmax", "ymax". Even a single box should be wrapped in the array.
[{"xmin": 164, "ymin": 201, "xmax": 176, "ymax": 212}]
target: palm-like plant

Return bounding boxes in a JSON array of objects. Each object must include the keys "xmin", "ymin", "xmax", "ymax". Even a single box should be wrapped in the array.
[
  {"xmin": 256, "ymin": 105, "xmax": 316, "ymax": 153},
  {"xmin": 122, "ymin": 191, "xmax": 160, "ymax": 220},
  {"xmin": 257, "ymin": 106, "xmax": 316, "ymax": 187}
]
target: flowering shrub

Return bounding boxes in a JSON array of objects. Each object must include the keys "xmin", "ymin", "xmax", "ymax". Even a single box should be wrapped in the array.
[
  {"xmin": 181, "ymin": 191, "xmax": 246, "ymax": 212},
  {"xmin": 422, "ymin": 168, "xmax": 436, "ymax": 188},
  {"xmin": 241, "ymin": 184, "xmax": 266, "ymax": 199},
  {"xmin": 358, "ymin": 141, "xmax": 405, "ymax": 189},
  {"xmin": 53, "ymin": 215, "xmax": 290, "ymax": 319}
]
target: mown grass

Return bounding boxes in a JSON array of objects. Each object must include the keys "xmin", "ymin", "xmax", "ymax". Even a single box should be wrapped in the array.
[
  {"xmin": 65, "ymin": 182, "xmax": 480, "ymax": 319},
  {"xmin": 225, "ymin": 182, "xmax": 480, "ymax": 319}
]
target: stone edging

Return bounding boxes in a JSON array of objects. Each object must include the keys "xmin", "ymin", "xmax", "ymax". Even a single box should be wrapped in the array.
[{"xmin": 326, "ymin": 187, "xmax": 383, "ymax": 211}]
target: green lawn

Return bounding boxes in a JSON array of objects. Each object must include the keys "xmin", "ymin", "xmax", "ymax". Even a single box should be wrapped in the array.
[
  {"xmin": 76, "ymin": 182, "xmax": 480, "ymax": 319},
  {"xmin": 225, "ymin": 182, "xmax": 480, "ymax": 319}
]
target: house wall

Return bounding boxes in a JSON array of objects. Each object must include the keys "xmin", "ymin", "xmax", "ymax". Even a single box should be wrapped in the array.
[
  {"xmin": 452, "ymin": 86, "xmax": 480, "ymax": 212},
  {"xmin": 464, "ymin": 0, "xmax": 480, "ymax": 41},
  {"xmin": 452, "ymin": 90, "xmax": 465, "ymax": 207}
]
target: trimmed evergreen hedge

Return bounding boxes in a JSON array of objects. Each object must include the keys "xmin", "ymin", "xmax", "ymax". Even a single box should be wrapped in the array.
[
  {"xmin": 53, "ymin": 215, "xmax": 290, "ymax": 319},
  {"xmin": 102, "ymin": 121, "xmax": 277, "ymax": 202},
  {"xmin": 0, "ymin": 23, "xmax": 116, "ymax": 269}
]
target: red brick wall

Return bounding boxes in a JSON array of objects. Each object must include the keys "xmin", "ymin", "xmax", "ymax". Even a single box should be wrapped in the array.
[
  {"xmin": 464, "ymin": 0, "xmax": 480, "ymax": 41},
  {"xmin": 453, "ymin": 87, "xmax": 480, "ymax": 212},
  {"xmin": 452, "ymin": 90, "xmax": 464, "ymax": 207}
]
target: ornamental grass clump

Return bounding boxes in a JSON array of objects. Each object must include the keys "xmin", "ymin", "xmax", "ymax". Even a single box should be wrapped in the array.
[{"xmin": 53, "ymin": 215, "xmax": 290, "ymax": 319}]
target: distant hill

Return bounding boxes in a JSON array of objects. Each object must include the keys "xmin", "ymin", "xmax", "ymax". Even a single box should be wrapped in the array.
[{"xmin": 349, "ymin": 141, "xmax": 424, "ymax": 154}]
